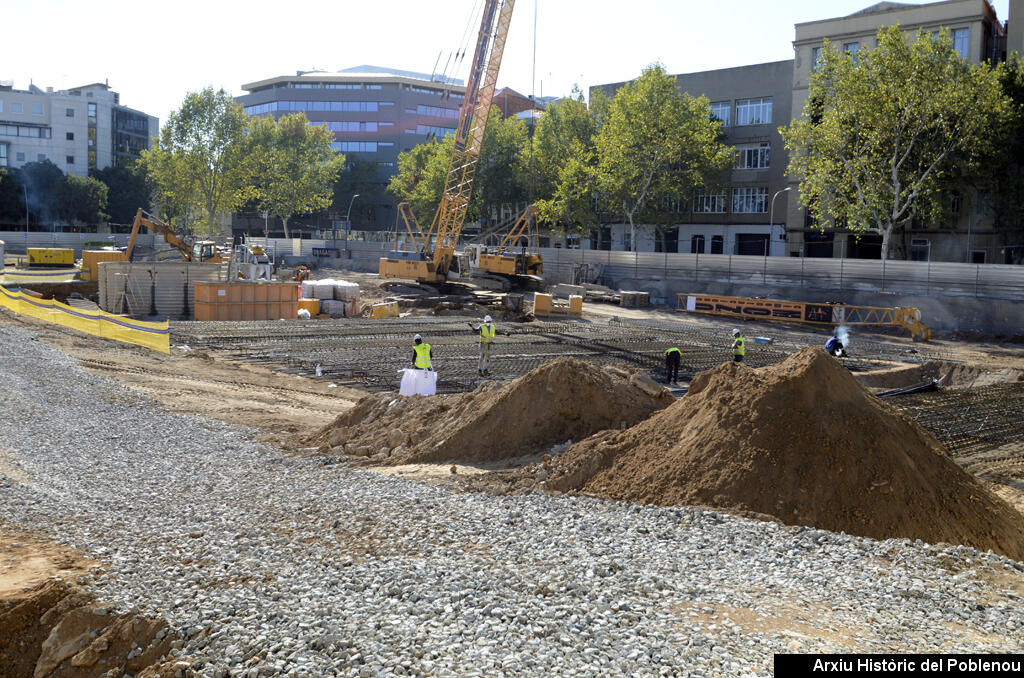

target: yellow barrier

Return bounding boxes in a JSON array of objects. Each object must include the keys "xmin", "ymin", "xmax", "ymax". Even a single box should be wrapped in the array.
[{"xmin": 0, "ymin": 286, "xmax": 170, "ymax": 353}]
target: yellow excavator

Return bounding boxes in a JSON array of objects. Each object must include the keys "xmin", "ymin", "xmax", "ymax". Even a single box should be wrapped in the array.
[
  {"xmin": 379, "ymin": 0, "xmax": 542, "ymax": 289},
  {"xmin": 125, "ymin": 208, "xmax": 227, "ymax": 263}
]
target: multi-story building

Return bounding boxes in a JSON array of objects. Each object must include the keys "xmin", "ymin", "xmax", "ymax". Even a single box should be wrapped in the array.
[
  {"xmin": 0, "ymin": 81, "xmax": 158, "ymax": 176},
  {"xmin": 592, "ymin": 60, "xmax": 793, "ymax": 255},
  {"xmin": 786, "ymin": 0, "xmax": 1008, "ymax": 261},
  {"xmin": 591, "ymin": 0, "xmax": 1021, "ymax": 262},
  {"xmin": 236, "ymin": 65, "xmax": 466, "ymax": 232}
]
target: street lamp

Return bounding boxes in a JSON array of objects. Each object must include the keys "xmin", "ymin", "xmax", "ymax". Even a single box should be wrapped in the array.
[
  {"xmin": 24, "ymin": 185, "xmax": 29, "ymax": 238},
  {"xmin": 335, "ymin": 194, "xmax": 360, "ymax": 252},
  {"xmin": 769, "ymin": 187, "xmax": 791, "ymax": 256}
]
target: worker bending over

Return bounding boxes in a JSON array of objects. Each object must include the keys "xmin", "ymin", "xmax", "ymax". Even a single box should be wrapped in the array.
[
  {"xmin": 731, "ymin": 328, "xmax": 745, "ymax": 363},
  {"xmin": 412, "ymin": 334, "xmax": 433, "ymax": 370},
  {"xmin": 469, "ymin": 315, "xmax": 496, "ymax": 376},
  {"xmin": 665, "ymin": 346, "xmax": 681, "ymax": 384},
  {"xmin": 825, "ymin": 335, "xmax": 847, "ymax": 357}
]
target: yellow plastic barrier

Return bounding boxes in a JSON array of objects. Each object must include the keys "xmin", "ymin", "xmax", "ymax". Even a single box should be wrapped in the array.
[
  {"xmin": 0, "ymin": 286, "xmax": 170, "ymax": 353},
  {"xmin": 370, "ymin": 301, "xmax": 400, "ymax": 318}
]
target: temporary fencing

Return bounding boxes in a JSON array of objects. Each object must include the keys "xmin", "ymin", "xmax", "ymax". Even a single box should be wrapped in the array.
[{"xmin": 0, "ymin": 286, "xmax": 170, "ymax": 353}]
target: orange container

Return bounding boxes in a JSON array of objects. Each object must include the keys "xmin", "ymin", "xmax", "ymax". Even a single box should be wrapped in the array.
[
  {"xmin": 83, "ymin": 250, "xmax": 127, "ymax": 282},
  {"xmin": 298, "ymin": 298, "xmax": 320, "ymax": 315}
]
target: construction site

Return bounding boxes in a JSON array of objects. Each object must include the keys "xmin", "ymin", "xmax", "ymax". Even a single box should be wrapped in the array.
[{"xmin": 3, "ymin": 0, "xmax": 1024, "ymax": 675}]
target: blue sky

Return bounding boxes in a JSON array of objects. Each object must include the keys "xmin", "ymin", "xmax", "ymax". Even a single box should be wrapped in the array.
[{"xmin": 4, "ymin": 1, "xmax": 1011, "ymax": 124}]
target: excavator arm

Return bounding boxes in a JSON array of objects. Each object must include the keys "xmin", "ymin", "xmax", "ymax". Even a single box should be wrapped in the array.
[{"xmin": 125, "ymin": 208, "xmax": 193, "ymax": 262}]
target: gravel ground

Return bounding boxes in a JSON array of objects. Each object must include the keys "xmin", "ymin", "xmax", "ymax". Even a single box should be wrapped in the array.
[{"xmin": 1, "ymin": 324, "xmax": 1023, "ymax": 677}]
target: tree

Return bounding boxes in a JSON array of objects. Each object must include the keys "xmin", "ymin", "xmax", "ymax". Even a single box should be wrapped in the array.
[
  {"xmin": 141, "ymin": 87, "xmax": 251, "ymax": 236},
  {"xmin": 248, "ymin": 112, "xmax": 346, "ymax": 238},
  {"xmin": 532, "ymin": 86, "xmax": 597, "ymax": 206},
  {"xmin": 19, "ymin": 160, "xmax": 65, "ymax": 225},
  {"xmin": 983, "ymin": 53, "xmax": 1024, "ymax": 263},
  {"xmin": 91, "ymin": 164, "xmax": 153, "ymax": 224},
  {"xmin": 0, "ymin": 169, "xmax": 27, "ymax": 229},
  {"xmin": 57, "ymin": 174, "xmax": 108, "ymax": 225},
  {"xmin": 387, "ymin": 139, "xmax": 449, "ymax": 223},
  {"xmin": 594, "ymin": 64, "xmax": 733, "ymax": 250},
  {"xmin": 781, "ymin": 26, "xmax": 1010, "ymax": 259}
]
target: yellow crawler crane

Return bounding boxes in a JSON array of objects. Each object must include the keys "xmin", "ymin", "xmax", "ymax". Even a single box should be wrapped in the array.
[{"xmin": 379, "ymin": 0, "xmax": 525, "ymax": 285}]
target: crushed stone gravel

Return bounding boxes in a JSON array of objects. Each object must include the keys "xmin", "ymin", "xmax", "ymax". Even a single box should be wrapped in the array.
[{"xmin": 1, "ymin": 325, "xmax": 1023, "ymax": 677}]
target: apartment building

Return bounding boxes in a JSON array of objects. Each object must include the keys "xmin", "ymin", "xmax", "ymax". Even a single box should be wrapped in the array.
[
  {"xmin": 236, "ymin": 66, "xmax": 466, "ymax": 231},
  {"xmin": 0, "ymin": 81, "xmax": 158, "ymax": 177}
]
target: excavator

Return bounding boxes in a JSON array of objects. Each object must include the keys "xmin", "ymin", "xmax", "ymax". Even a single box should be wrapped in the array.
[
  {"xmin": 379, "ymin": 0, "xmax": 542, "ymax": 290},
  {"xmin": 124, "ymin": 208, "xmax": 227, "ymax": 263}
]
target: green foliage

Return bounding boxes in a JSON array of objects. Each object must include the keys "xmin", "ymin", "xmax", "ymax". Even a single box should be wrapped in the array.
[
  {"xmin": 0, "ymin": 169, "xmax": 26, "ymax": 227},
  {"xmin": 141, "ymin": 87, "xmax": 251, "ymax": 236},
  {"xmin": 594, "ymin": 64, "xmax": 732, "ymax": 241},
  {"xmin": 247, "ymin": 112, "xmax": 346, "ymax": 238},
  {"xmin": 781, "ymin": 26, "xmax": 1010, "ymax": 259},
  {"xmin": 984, "ymin": 53, "xmax": 1024, "ymax": 260},
  {"xmin": 91, "ymin": 163, "xmax": 152, "ymax": 224},
  {"xmin": 531, "ymin": 87, "xmax": 596, "ymax": 204},
  {"xmin": 58, "ymin": 175, "xmax": 108, "ymax": 224},
  {"xmin": 387, "ymin": 138, "xmax": 450, "ymax": 223}
]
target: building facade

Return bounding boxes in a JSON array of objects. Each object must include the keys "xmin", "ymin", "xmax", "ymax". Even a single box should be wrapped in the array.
[
  {"xmin": 786, "ymin": 0, "xmax": 1008, "ymax": 261},
  {"xmin": 0, "ymin": 81, "xmax": 158, "ymax": 177},
  {"xmin": 236, "ymin": 66, "xmax": 467, "ymax": 232}
]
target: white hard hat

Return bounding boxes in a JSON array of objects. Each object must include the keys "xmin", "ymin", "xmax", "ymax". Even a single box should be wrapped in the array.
[
  {"xmin": 731, "ymin": 328, "xmax": 740, "ymax": 336},
  {"xmin": 484, "ymin": 315, "xmax": 492, "ymax": 323},
  {"xmin": 414, "ymin": 334, "xmax": 421, "ymax": 340}
]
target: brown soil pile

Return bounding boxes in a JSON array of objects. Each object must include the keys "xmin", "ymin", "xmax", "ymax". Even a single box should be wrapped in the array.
[
  {"xmin": 544, "ymin": 348, "xmax": 1024, "ymax": 561},
  {"xmin": 0, "ymin": 580, "xmax": 186, "ymax": 678},
  {"xmin": 304, "ymin": 358, "xmax": 671, "ymax": 464},
  {"xmin": 857, "ymin": 361, "xmax": 1024, "ymax": 390}
]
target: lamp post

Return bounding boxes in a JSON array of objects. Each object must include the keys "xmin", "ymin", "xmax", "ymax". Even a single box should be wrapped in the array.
[
  {"xmin": 24, "ymin": 185, "xmax": 29, "ymax": 238},
  {"xmin": 769, "ymin": 187, "xmax": 791, "ymax": 257},
  {"xmin": 338, "ymin": 194, "xmax": 359, "ymax": 253}
]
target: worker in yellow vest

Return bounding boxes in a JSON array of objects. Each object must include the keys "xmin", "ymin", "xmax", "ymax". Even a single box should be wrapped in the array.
[
  {"xmin": 412, "ymin": 334, "xmax": 433, "ymax": 370},
  {"xmin": 664, "ymin": 346, "xmax": 681, "ymax": 384},
  {"xmin": 469, "ymin": 315, "xmax": 496, "ymax": 376},
  {"xmin": 731, "ymin": 328, "xmax": 746, "ymax": 363}
]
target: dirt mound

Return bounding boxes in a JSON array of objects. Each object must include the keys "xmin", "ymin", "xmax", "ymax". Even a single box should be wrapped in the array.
[
  {"xmin": 304, "ymin": 358, "xmax": 671, "ymax": 464},
  {"xmin": 544, "ymin": 348, "xmax": 1024, "ymax": 561},
  {"xmin": 0, "ymin": 579, "xmax": 186, "ymax": 678}
]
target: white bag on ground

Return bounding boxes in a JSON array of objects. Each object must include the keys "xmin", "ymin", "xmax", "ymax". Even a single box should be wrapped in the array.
[
  {"xmin": 399, "ymin": 369, "xmax": 419, "ymax": 397},
  {"xmin": 399, "ymin": 368, "xmax": 437, "ymax": 397}
]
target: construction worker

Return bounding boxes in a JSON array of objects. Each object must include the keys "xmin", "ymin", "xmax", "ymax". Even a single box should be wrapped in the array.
[
  {"xmin": 665, "ymin": 346, "xmax": 682, "ymax": 384},
  {"xmin": 731, "ymin": 328, "xmax": 746, "ymax": 363},
  {"xmin": 469, "ymin": 315, "xmax": 496, "ymax": 376},
  {"xmin": 412, "ymin": 334, "xmax": 433, "ymax": 370},
  {"xmin": 825, "ymin": 334, "xmax": 847, "ymax": 357}
]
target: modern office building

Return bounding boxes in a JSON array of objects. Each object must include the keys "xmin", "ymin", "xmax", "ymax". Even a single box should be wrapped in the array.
[
  {"xmin": 0, "ymin": 81, "xmax": 158, "ymax": 176},
  {"xmin": 236, "ymin": 66, "xmax": 467, "ymax": 231},
  {"xmin": 591, "ymin": 0, "xmax": 1020, "ymax": 261}
]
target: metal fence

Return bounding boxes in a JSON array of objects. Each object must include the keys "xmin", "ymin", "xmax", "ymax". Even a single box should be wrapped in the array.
[
  {"xmin": 245, "ymin": 237, "xmax": 1024, "ymax": 301},
  {"xmin": 0, "ymin": 231, "xmax": 153, "ymax": 254}
]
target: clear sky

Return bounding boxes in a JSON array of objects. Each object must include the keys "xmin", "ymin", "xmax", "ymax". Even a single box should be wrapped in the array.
[{"xmin": 4, "ymin": 0, "xmax": 1011, "ymax": 125}]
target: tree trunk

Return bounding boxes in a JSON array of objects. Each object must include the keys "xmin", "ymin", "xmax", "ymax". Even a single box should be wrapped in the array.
[
  {"xmin": 282, "ymin": 216, "xmax": 291, "ymax": 239},
  {"xmin": 880, "ymin": 225, "xmax": 893, "ymax": 260}
]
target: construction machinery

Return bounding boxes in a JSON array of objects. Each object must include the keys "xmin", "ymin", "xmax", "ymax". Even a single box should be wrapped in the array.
[
  {"xmin": 379, "ymin": 0, "xmax": 540, "ymax": 288},
  {"xmin": 458, "ymin": 204, "xmax": 543, "ymax": 289},
  {"xmin": 125, "ymin": 208, "xmax": 227, "ymax": 264},
  {"xmin": 676, "ymin": 293, "xmax": 932, "ymax": 341},
  {"xmin": 26, "ymin": 248, "xmax": 75, "ymax": 267}
]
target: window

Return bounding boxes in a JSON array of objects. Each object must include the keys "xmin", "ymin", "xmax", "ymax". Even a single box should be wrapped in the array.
[
  {"xmin": 11, "ymin": 102, "xmax": 23, "ymax": 114},
  {"xmin": 16, "ymin": 152, "xmax": 25, "ymax": 162},
  {"xmin": 245, "ymin": 101, "xmax": 387, "ymax": 115},
  {"xmin": 953, "ymin": 28, "xmax": 969, "ymax": 58},
  {"xmin": 379, "ymin": 121, "xmax": 394, "ymax": 127},
  {"xmin": 331, "ymin": 141, "xmax": 378, "ymax": 153},
  {"xmin": 326, "ymin": 121, "xmax": 378, "ymax": 132},
  {"xmin": 378, "ymin": 141, "xmax": 394, "ymax": 147},
  {"xmin": 735, "ymin": 98, "xmax": 771, "ymax": 125},
  {"xmin": 951, "ymin": 192, "xmax": 962, "ymax": 214},
  {"xmin": 734, "ymin": 143, "xmax": 770, "ymax": 169},
  {"xmin": 37, "ymin": 154, "xmax": 46, "ymax": 161},
  {"xmin": 0, "ymin": 144, "xmax": 7, "ymax": 167},
  {"xmin": 415, "ymin": 124, "xmax": 456, "ymax": 137},
  {"xmin": 88, "ymin": 102, "xmax": 97, "ymax": 121},
  {"xmin": 365, "ymin": 84, "xmax": 382, "ymax": 90},
  {"xmin": 66, "ymin": 132, "xmax": 74, "ymax": 140},
  {"xmin": 845, "ymin": 42, "xmax": 860, "ymax": 65},
  {"xmin": 732, "ymin": 187, "xmax": 769, "ymax": 213},
  {"xmin": 66, "ymin": 107, "xmax": 75, "ymax": 117},
  {"xmin": 693, "ymin": 189, "xmax": 726, "ymax": 213},
  {"xmin": 411, "ymin": 86, "xmax": 440, "ymax": 95},
  {"xmin": 378, "ymin": 161, "xmax": 395, "ymax": 167},
  {"xmin": 323, "ymin": 83, "xmax": 361, "ymax": 89},
  {"xmin": 691, "ymin": 235, "xmax": 705, "ymax": 254},
  {"xmin": 66, "ymin": 155, "xmax": 75, "ymax": 165},
  {"xmin": 0, "ymin": 124, "xmax": 52, "ymax": 138},
  {"xmin": 710, "ymin": 101, "xmax": 730, "ymax": 126},
  {"xmin": 910, "ymin": 238, "xmax": 930, "ymax": 262},
  {"xmin": 811, "ymin": 47, "xmax": 823, "ymax": 72},
  {"xmin": 416, "ymin": 104, "xmax": 459, "ymax": 119},
  {"xmin": 0, "ymin": 100, "xmax": 3, "ymax": 113},
  {"xmin": 710, "ymin": 235, "xmax": 724, "ymax": 254}
]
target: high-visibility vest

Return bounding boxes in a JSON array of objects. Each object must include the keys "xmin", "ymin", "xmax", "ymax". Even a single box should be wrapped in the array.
[
  {"xmin": 733, "ymin": 336, "xmax": 745, "ymax": 356},
  {"xmin": 665, "ymin": 347, "xmax": 681, "ymax": 357},
  {"xmin": 414, "ymin": 343, "xmax": 432, "ymax": 369},
  {"xmin": 480, "ymin": 324, "xmax": 495, "ymax": 344}
]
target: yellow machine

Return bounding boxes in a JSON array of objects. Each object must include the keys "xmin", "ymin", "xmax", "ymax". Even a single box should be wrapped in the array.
[
  {"xmin": 676, "ymin": 293, "xmax": 932, "ymax": 341},
  {"xmin": 533, "ymin": 293, "xmax": 582, "ymax": 318},
  {"xmin": 465, "ymin": 204, "xmax": 543, "ymax": 278},
  {"xmin": 26, "ymin": 248, "xmax": 75, "ymax": 267},
  {"xmin": 125, "ymin": 208, "xmax": 227, "ymax": 264},
  {"xmin": 379, "ymin": 1, "xmax": 536, "ymax": 287}
]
